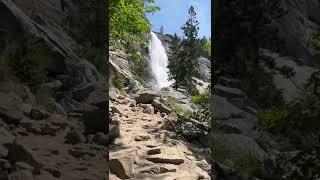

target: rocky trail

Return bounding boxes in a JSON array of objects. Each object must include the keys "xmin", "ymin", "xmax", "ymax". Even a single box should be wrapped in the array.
[{"xmin": 108, "ymin": 89, "xmax": 211, "ymax": 179}]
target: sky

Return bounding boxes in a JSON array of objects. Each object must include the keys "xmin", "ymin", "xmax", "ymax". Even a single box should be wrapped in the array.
[{"xmin": 146, "ymin": 0, "xmax": 211, "ymax": 38}]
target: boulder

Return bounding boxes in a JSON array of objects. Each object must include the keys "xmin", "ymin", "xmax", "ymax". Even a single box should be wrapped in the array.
[
  {"xmin": 0, "ymin": 127, "xmax": 14, "ymax": 158},
  {"xmin": 82, "ymin": 109, "xmax": 107, "ymax": 134},
  {"xmin": 145, "ymin": 155, "xmax": 184, "ymax": 165},
  {"xmin": 93, "ymin": 132, "xmax": 108, "ymax": 145},
  {"xmin": 151, "ymin": 99, "xmax": 172, "ymax": 115},
  {"xmin": 0, "ymin": 92, "xmax": 24, "ymax": 124},
  {"xmin": 30, "ymin": 108, "xmax": 49, "ymax": 120},
  {"xmin": 109, "ymin": 148, "xmax": 137, "ymax": 179},
  {"xmin": 140, "ymin": 104, "xmax": 154, "ymax": 114},
  {"xmin": 212, "ymin": 133, "xmax": 268, "ymax": 162},
  {"xmin": 65, "ymin": 130, "xmax": 86, "ymax": 145},
  {"xmin": 134, "ymin": 89, "xmax": 158, "ymax": 104},
  {"xmin": 72, "ymin": 84, "xmax": 95, "ymax": 101},
  {"xmin": 7, "ymin": 140, "xmax": 43, "ymax": 171},
  {"xmin": 213, "ymin": 95, "xmax": 246, "ymax": 120},
  {"xmin": 8, "ymin": 170, "xmax": 34, "ymax": 180}
]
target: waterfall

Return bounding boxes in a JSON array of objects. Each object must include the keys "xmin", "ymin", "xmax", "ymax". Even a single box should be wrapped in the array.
[{"xmin": 148, "ymin": 32, "xmax": 173, "ymax": 89}]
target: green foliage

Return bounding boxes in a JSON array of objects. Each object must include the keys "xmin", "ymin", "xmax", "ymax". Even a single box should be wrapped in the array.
[
  {"xmin": 109, "ymin": 0, "xmax": 159, "ymax": 49},
  {"xmin": 168, "ymin": 6, "xmax": 200, "ymax": 90},
  {"xmin": 75, "ymin": 47, "xmax": 106, "ymax": 75},
  {"xmin": 0, "ymin": 33, "xmax": 49, "ymax": 86},
  {"xmin": 112, "ymin": 72, "xmax": 125, "ymax": 90},
  {"xmin": 203, "ymin": 38, "xmax": 211, "ymax": 58},
  {"xmin": 310, "ymin": 31, "xmax": 320, "ymax": 51},
  {"xmin": 130, "ymin": 51, "xmax": 150, "ymax": 86},
  {"xmin": 166, "ymin": 97, "xmax": 192, "ymax": 118},
  {"xmin": 191, "ymin": 91, "xmax": 210, "ymax": 108},
  {"xmin": 258, "ymin": 107, "xmax": 289, "ymax": 131}
]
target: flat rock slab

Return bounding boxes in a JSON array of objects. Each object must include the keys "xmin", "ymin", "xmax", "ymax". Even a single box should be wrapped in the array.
[
  {"xmin": 214, "ymin": 85, "xmax": 245, "ymax": 99},
  {"xmin": 146, "ymin": 155, "xmax": 184, "ymax": 165},
  {"xmin": 213, "ymin": 95, "xmax": 245, "ymax": 120}
]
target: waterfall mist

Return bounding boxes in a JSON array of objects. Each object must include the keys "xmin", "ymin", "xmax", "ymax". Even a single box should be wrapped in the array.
[{"xmin": 148, "ymin": 32, "xmax": 173, "ymax": 89}]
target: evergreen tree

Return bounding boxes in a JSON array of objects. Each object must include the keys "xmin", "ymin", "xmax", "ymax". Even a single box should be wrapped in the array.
[
  {"xmin": 168, "ymin": 33, "xmax": 181, "ymax": 89},
  {"xmin": 168, "ymin": 6, "xmax": 200, "ymax": 91},
  {"xmin": 160, "ymin": 25, "xmax": 164, "ymax": 34}
]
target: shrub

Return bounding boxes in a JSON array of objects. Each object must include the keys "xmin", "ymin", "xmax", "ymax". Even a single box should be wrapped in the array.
[
  {"xmin": 258, "ymin": 107, "xmax": 289, "ymax": 131},
  {"xmin": 130, "ymin": 51, "xmax": 150, "ymax": 86},
  {"xmin": 166, "ymin": 97, "xmax": 192, "ymax": 118},
  {"xmin": 111, "ymin": 72, "xmax": 125, "ymax": 90},
  {"xmin": 191, "ymin": 91, "xmax": 210, "ymax": 108},
  {"xmin": 1, "ymin": 33, "xmax": 49, "ymax": 86}
]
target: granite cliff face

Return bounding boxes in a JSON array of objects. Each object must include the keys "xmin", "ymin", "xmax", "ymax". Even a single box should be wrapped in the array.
[
  {"xmin": 0, "ymin": 1, "xmax": 107, "ymax": 179},
  {"xmin": 275, "ymin": 0, "xmax": 320, "ymax": 65}
]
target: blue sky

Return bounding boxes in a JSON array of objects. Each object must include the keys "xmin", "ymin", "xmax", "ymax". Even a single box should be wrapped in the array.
[{"xmin": 146, "ymin": 0, "xmax": 211, "ymax": 38}]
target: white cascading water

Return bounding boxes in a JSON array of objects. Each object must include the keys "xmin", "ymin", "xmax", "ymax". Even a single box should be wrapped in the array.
[{"xmin": 148, "ymin": 32, "xmax": 172, "ymax": 89}]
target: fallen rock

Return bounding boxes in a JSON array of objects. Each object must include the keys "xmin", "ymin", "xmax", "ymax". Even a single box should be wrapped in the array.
[
  {"xmin": 213, "ymin": 95, "xmax": 245, "ymax": 120},
  {"xmin": 110, "ymin": 107, "xmax": 122, "ymax": 116},
  {"xmin": 30, "ymin": 108, "xmax": 49, "ymax": 120},
  {"xmin": 212, "ymin": 133, "xmax": 268, "ymax": 162},
  {"xmin": 43, "ymin": 166, "xmax": 61, "ymax": 178},
  {"xmin": 0, "ymin": 127, "xmax": 14, "ymax": 158},
  {"xmin": 15, "ymin": 162, "xmax": 34, "ymax": 171},
  {"xmin": 145, "ymin": 155, "xmax": 184, "ymax": 165},
  {"xmin": 109, "ymin": 149, "xmax": 137, "ymax": 179},
  {"xmin": 65, "ymin": 130, "xmax": 86, "ymax": 145},
  {"xmin": 0, "ymin": 92, "xmax": 24, "ymax": 124},
  {"xmin": 140, "ymin": 104, "xmax": 154, "ymax": 114},
  {"xmin": 93, "ymin": 132, "xmax": 108, "ymax": 146},
  {"xmin": 72, "ymin": 84, "xmax": 95, "ymax": 101},
  {"xmin": 147, "ymin": 148, "xmax": 161, "ymax": 155},
  {"xmin": 8, "ymin": 170, "xmax": 34, "ymax": 180},
  {"xmin": 135, "ymin": 135, "xmax": 151, "ymax": 141},
  {"xmin": 138, "ymin": 164, "xmax": 176, "ymax": 175},
  {"xmin": 7, "ymin": 140, "xmax": 43, "ymax": 171},
  {"xmin": 21, "ymin": 103, "xmax": 32, "ymax": 116},
  {"xmin": 134, "ymin": 89, "xmax": 158, "ymax": 104},
  {"xmin": 151, "ymin": 99, "xmax": 172, "ymax": 115}
]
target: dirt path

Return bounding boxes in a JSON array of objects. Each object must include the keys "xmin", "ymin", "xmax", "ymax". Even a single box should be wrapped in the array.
[{"xmin": 109, "ymin": 92, "xmax": 211, "ymax": 180}]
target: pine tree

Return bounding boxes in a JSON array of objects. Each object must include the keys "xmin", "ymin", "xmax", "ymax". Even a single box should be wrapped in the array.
[
  {"xmin": 160, "ymin": 25, "xmax": 164, "ymax": 34},
  {"xmin": 168, "ymin": 6, "xmax": 200, "ymax": 91},
  {"xmin": 168, "ymin": 33, "xmax": 181, "ymax": 89}
]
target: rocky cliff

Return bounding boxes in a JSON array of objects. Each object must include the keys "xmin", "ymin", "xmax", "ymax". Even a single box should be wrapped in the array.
[{"xmin": 0, "ymin": 1, "xmax": 107, "ymax": 179}]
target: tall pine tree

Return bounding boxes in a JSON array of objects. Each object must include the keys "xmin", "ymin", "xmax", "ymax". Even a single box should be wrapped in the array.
[
  {"xmin": 160, "ymin": 25, "xmax": 164, "ymax": 34},
  {"xmin": 168, "ymin": 6, "xmax": 200, "ymax": 91}
]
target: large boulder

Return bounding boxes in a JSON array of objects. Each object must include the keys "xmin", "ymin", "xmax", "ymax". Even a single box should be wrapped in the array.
[
  {"xmin": 213, "ymin": 95, "xmax": 246, "ymax": 120},
  {"xmin": 109, "ymin": 148, "xmax": 138, "ymax": 179},
  {"xmin": 134, "ymin": 89, "xmax": 158, "ymax": 104},
  {"xmin": 0, "ymin": 127, "xmax": 14, "ymax": 158},
  {"xmin": 0, "ymin": 92, "xmax": 24, "ymax": 124},
  {"xmin": 212, "ymin": 133, "xmax": 268, "ymax": 162}
]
